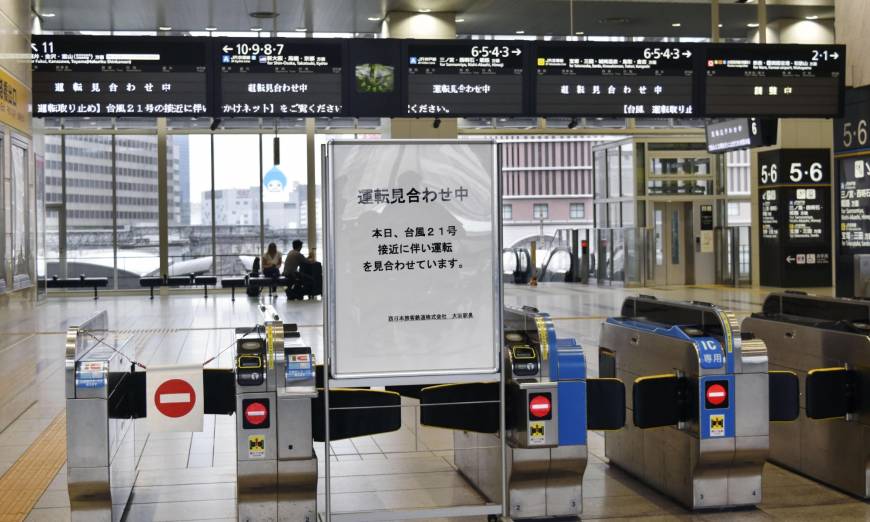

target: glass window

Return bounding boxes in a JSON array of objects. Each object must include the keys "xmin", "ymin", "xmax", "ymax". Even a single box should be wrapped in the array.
[
  {"xmin": 503, "ymin": 204, "xmax": 513, "ymax": 221},
  {"xmin": 569, "ymin": 203, "xmax": 585, "ymax": 219},
  {"xmin": 594, "ymin": 150, "xmax": 607, "ymax": 199},
  {"xmin": 210, "ymin": 134, "xmax": 261, "ymax": 277},
  {"xmin": 607, "ymin": 148, "xmax": 620, "ymax": 197},
  {"xmin": 533, "ymin": 203, "xmax": 549, "ymax": 219},
  {"xmin": 620, "ymin": 144, "xmax": 634, "ymax": 197}
]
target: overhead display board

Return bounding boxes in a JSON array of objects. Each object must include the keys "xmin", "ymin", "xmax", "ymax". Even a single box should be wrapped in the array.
[
  {"xmin": 31, "ymin": 35, "xmax": 210, "ymax": 116},
  {"xmin": 325, "ymin": 140, "xmax": 501, "ymax": 382},
  {"xmin": 705, "ymin": 117, "xmax": 777, "ymax": 154},
  {"xmin": 757, "ymin": 148, "xmax": 832, "ymax": 288},
  {"xmin": 834, "ymin": 86, "xmax": 870, "ymax": 296},
  {"xmin": 216, "ymin": 38, "xmax": 344, "ymax": 117},
  {"xmin": 403, "ymin": 41, "xmax": 528, "ymax": 117},
  {"xmin": 30, "ymin": 36, "xmax": 848, "ymax": 120},
  {"xmin": 704, "ymin": 43, "xmax": 845, "ymax": 118},
  {"xmin": 535, "ymin": 42, "xmax": 698, "ymax": 117}
]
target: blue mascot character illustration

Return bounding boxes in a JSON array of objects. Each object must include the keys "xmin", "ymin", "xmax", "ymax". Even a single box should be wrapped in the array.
[{"xmin": 264, "ymin": 166, "xmax": 287, "ymax": 193}]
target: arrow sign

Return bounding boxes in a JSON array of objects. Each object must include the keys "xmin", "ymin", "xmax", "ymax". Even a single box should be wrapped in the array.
[
  {"xmin": 512, "ymin": 48, "xmax": 522, "ymax": 56},
  {"xmin": 30, "ymin": 43, "xmax": 38, "ymax": 53},
  {"xmin": 786, "ymin": 256, "xmax": 795, "ymax": 264},
  {"xmin": 682, "ymin": 50, "xmax": 692, "ymax": 58},
  {"xmin": 832, "ymin": 52, "xmax": 840, "ymax": 60},
  {"xmin": 222, "ymin": 45, "xmax": 232, "ymax": 53}
]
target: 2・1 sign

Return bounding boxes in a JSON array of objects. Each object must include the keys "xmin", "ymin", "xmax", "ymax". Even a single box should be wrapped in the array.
[{"xmin": 326, "ymin": 141, "xmax": 501, "ymax": 380}]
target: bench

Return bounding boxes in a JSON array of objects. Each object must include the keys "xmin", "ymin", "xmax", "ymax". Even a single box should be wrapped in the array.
[
  {"xmin": 221, "ymin": 276, "xmax": 291, "ymax": 301},
  {"xmin": 45, "ymin": 275, "xmax": 109, "ymax": 300},
  {"xmin": 139, "ymin": 274, "xmax": 218, "ymax": 299}
]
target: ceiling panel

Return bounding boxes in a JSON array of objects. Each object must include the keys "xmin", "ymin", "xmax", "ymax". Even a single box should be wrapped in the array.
[{"xmin": 33, "ymin": 0, "xmax": 834, "ymax": 38}]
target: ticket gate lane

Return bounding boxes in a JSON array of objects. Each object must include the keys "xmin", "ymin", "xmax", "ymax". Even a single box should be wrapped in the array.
[
  {"xmin": 743, "ymin": 292, "xmax": 870, "ymax": 499},
  {"xmin": 66, "ymin": 305, "xmax": 403, "ymax": 522},
  {"xmin": 599, "ymin": 296, "xmax": 799, "ymax": 510},
  {"xmin": 419, "ymin": 306, "xmax": 624, "ymax": 520}
]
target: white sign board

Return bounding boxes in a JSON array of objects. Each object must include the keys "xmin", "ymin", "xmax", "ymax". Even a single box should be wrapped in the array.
[
  {"xmin": 326, "ymin": 141, "xmax": 501, "ymax": 380},
  {"xmin": 146, "ymin": 364, "xmax": 204, "ymax": 432}
]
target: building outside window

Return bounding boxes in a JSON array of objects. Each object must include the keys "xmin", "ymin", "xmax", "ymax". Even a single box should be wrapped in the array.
[
  {"xmin": 503, "ymin": 204, "xmax": 512, "ymax": 221},
  {"xmin": 533, "ymin": 203, "xmax": 549, "ymax": 220},
  {"xmin": 569, "ymin": 203, "xmax": 585, "ymax": 219}
]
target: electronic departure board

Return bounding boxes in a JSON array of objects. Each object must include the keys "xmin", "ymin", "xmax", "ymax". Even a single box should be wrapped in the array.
[
  {"xmin": 32, "ymin": 35, "xmax": 210, "ymax": 117},
  {"xmin": 404, "ymin": 41, "xmax": 528, "ymax": 116},
  {"xmin": 535, "ymin": 42, "xmax": 698, "ymax": 117},
  {"xmin": 704, "ymin": 44, "xmax": 845, "ymax": 118},
  {"xmin": 216, "ymin": 39, "xmax": 344, "ymax": 117}
]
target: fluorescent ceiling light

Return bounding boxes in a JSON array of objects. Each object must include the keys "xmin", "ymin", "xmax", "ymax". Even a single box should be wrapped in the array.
[
  {"xmin": 747, "ymin": 23, "xmax": 759, "ymax": 28},
  {"xmin": 41, "ymin": 12, "xmax": 56, "ymax": 18},
  {"xmin": 419, "ymin": 8, "xmax": 432, "ymax": 13},
  {"xmin": 295, "ymin": 27, "xmax": 307, "ymax": 32},
  {"xmin": 515, "ymin": 30, "xmax": 525, "ymax": 34},
  {"xmin": 158, "ymin": 26, "xmax": 172, "ymax": 31},
  {"xmin": 205, "ymin": 26, "xmax": 218, "ymax": 31},
  {"xmin": 672, "ymin": 22, "xmax": 681, "ymax": 27},
  {"xmin": 250, "ymin": 27, "xmax": 263, "ymax": 31},
  {"xmin": 456, "ymin": 18, "xmax": 465, "ymax": 23},
  {"xmin": 805, "ymin": 15, "xmax": 819, "ymax": 20},
  {"xmin": 367, "ymin": 17, "xmax": 381, "ymax": 21},
  {"xmin": 575, "ymin": 31, "xmax": 584, "ymax": 35}
]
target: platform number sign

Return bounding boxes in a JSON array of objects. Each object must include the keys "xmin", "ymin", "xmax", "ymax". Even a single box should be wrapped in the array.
[{"xmin": 757, "ymin": 149, "xmax": 832, "ymax": 288}]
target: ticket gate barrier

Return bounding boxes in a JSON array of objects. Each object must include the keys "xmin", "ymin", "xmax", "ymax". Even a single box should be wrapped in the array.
[
  {"xmin": 417, "ymin": 306, "xmax": 625, "ymax": 519},
  {"xmin": 599, "ymin": 296, "xmax": 799, "ymax": 510},
  {"xmin": 66, "ymin": 311, "xmax": 136, "ymax": 522},
  {"xmin": 743, "ymin": 291, "xmax": 870, "ymax": 498},
  {"xmin": 66, "ymin": 306, "xmax": 402, "ymax": 522}
]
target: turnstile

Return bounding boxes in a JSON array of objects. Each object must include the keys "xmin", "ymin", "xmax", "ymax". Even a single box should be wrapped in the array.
[
  {"xmin": 743, "ymin": 292, "xmax": 870, "ymax": 498},
  {"xmin": 599, "ymin": 296, "xmax": 798, "ymax": 509},
  {"xmin": 66, "ymin": 306, "xmax": 402, "ymax": 522},
  {"xmin": 65, "ymin": 311, "xmax": 136, "ymax": 522},
  {"xmin": 420, "ymin": 306, "xmax": 625, "ymax": 519}
]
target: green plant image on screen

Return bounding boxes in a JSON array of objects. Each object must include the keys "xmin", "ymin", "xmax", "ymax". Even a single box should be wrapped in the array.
[{"xmin": 356, "ymin": 63, "xmax": 395, "ymax": 93}]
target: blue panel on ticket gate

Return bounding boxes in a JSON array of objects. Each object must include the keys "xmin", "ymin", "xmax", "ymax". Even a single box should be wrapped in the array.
[
  {"xmin": 695, "ymin": 337, "xmax": 725, "ymax": 370},
  {"xmin": 700, "ymin": 374, "xmax": 735, "ymax": 439},
  {"xmin": 551, "ymin": 336, "xmax": 587, "ymax": 446},
  {"xmin": 558, "ymin": 380, "xmax": 587, "ymax": 445}
]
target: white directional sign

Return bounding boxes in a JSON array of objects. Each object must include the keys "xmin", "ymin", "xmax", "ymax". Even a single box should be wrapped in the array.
[{"xmin": 146, "ymin": 364, "xmax": 204, "ymax": 432}]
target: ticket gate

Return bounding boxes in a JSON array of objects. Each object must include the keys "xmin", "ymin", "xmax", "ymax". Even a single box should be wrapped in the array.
[
  {"xmin": 419, "ymin": 306, "xmax": 625, "ymax": 519},
  {"xmin": 599, "ymin": 296, "xmax": 799, "ymax": 510},
  {"xmin": 66, "ymin": 311, "xmax": 136, "ymax": 522},
  {"xmin": 65, "ymin": 306, "xmax": 402, "ymax": 522},
  {"xmin": 743, "ymin": 292, "xmax": 870, "ymax": 498}
]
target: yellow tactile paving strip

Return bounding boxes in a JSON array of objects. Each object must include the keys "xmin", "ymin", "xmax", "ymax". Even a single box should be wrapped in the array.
[{"xmin": 0, "ymin": 412, "xmax": 66, "ymax": 522}]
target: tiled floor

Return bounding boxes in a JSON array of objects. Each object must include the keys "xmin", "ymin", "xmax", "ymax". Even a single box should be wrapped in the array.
[{"xmin": 3, "ymin": 283, "xmax": 869, "ymax": 521}]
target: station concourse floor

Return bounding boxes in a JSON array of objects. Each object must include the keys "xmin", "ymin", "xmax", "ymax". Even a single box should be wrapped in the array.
[{"xmin": 2, "ymin": 283, "xmax": 868, "ymax": 521}]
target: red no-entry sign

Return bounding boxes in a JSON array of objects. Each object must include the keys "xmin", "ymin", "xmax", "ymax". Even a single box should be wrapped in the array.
[
  {"xmin": 154, "ymin": 378, "xmax": 197, "ymax": 418},
  {"xmin": 706, "ymin": 383, "xmax": 727, "ymax": 407},
  {"xmin": 245, "ymin": 401, "xmax": 268, "ymax": 426}
]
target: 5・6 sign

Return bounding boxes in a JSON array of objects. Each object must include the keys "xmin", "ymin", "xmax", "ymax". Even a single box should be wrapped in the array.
[{"xmin": 759, "ymin": 149, "xmax": 831, "ymax": 186}]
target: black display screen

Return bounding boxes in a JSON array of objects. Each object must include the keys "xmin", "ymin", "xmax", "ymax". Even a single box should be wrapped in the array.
[
  {"xmin": 32, "ymin": 35, "xmax": 210, "ymax": 117},
  {"xmin": 404, "ymin": 41, "xmax": 528, "ymax": 116},
  {"xmin": 705, "ymin": 117, "xmax": 777, "ymax": 153},
  {"xmin": 217, "ymin": 38, "xmax": 343, "ymax": 117},
  {"xmin": 535, "ymin": 42, "xmax": 698, "ymax": 117},
  {"xmin": 704, "ymin": 44, "xmax": 845, "ymax": 118}
]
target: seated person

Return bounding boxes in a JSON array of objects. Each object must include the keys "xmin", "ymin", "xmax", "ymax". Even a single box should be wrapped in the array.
[
  {"xmin": 261, "ymin": 243, "xmax": 282, "ymax": 279},
  {"xmin": 283, "ymin": 240, "xmax": 308, "ymax": 298}
]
